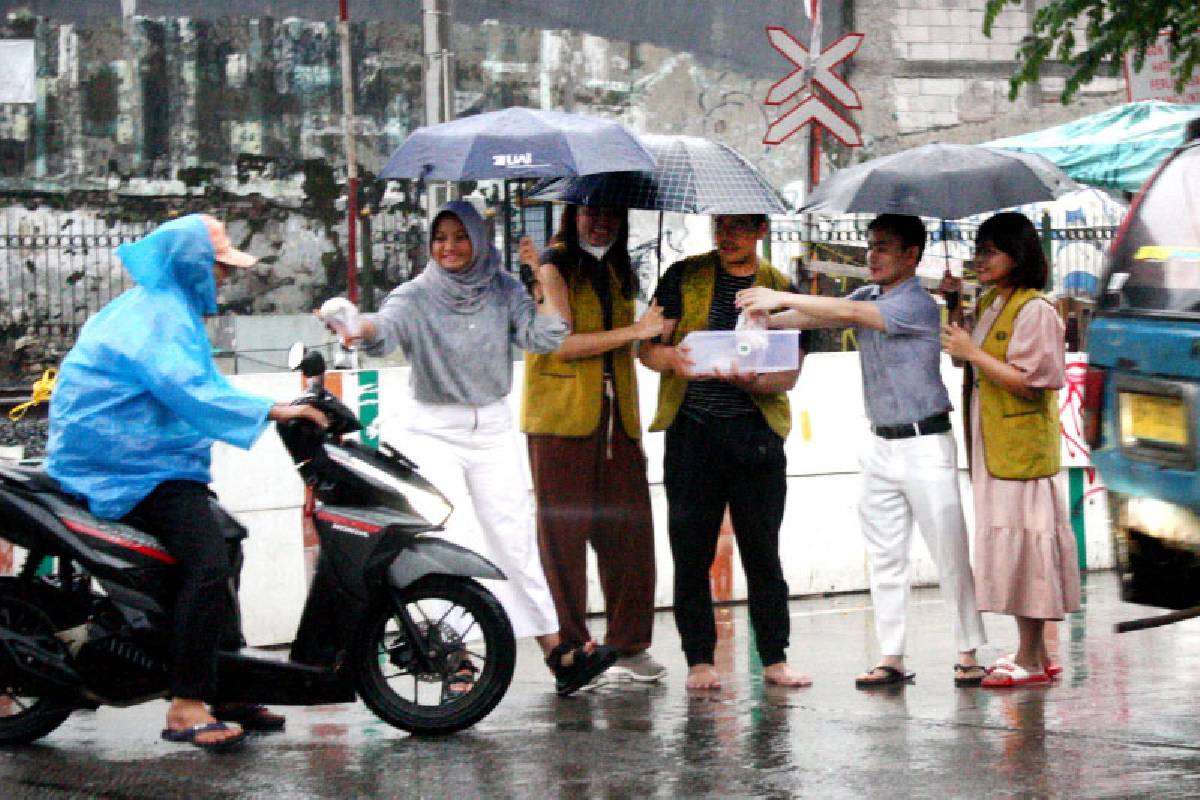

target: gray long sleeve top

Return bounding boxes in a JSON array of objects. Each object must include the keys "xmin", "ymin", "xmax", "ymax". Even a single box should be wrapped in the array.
[{"xmin": 363, "ymin": 272, "xmax": 569, "ymax": 405}]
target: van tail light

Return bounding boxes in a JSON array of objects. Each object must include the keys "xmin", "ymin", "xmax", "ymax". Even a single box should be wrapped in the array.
[{"xmin": 1082, "ymin": 365, "xmax": 1107, "ymax": 448}]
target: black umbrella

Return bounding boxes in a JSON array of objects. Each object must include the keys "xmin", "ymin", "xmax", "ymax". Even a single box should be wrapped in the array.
[
  {"xmin": 798, "ymin": 143, "xmax": 1079, "ymax": 219},
  {"xmin": 528, "ymin": 134, "xmax": 789, "ymax": 215}
]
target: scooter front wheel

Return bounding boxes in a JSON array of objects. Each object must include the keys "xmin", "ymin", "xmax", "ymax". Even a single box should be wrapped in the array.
[{"xmin": 353, "ymin": 575, "xmax": 515, "ymax": 735}]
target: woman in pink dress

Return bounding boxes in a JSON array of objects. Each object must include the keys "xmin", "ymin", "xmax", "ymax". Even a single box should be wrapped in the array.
[{"xmin": 941, "ymin": 212, "xmax": 1081, "ymax": 688}]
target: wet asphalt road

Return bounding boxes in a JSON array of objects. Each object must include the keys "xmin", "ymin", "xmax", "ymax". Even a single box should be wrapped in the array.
[{"xmin": 2, "ymin": 572, "xmax": 1199, "ymax": 799}]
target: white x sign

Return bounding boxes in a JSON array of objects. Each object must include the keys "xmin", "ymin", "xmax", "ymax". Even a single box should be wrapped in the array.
[
  {"xmin": 765, "ymin": 27, "xmax": 864, "ymax": 110},
  {"xmin": 763, "ymin": 94, "xmax": 862, "ymax": 147}
]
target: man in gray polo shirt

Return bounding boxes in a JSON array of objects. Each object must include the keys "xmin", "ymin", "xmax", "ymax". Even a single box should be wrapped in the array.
[{"xmin": 736, "ymin": 214, "xmax": 986, "ymax": 688}]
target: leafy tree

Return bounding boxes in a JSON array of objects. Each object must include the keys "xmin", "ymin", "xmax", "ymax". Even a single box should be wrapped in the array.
[{"xmin": 984, "ymin": 0, "xmax": 1200, "ymax": 103}]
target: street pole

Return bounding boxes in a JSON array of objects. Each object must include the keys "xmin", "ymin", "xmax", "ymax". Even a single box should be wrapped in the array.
[
  {"xmin": 422, "ymin": 0, "xmax": 455, "ymax": 224},
  {"xmin": 797, "ymin": 0, "xmax": 821, "ymax": 278},
  {"xmin": 338, "ymin": 0, "xmax": 358, "ymax": 303}
]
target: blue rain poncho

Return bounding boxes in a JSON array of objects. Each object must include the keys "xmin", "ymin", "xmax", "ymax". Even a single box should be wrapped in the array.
[{"xmin": 46, "ymin": 214, "xmax": 274, "ymax": 520}]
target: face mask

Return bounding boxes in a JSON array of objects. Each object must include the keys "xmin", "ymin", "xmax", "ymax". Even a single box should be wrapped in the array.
[{"xmin": 581, "ymin": 240, "xmax": 612, "ymax": 260}]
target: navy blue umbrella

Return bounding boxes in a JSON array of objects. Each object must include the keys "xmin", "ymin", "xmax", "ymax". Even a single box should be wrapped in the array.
[{"xmin": 379, "ymin": 108, "xmax": 656, "ymax": 181}]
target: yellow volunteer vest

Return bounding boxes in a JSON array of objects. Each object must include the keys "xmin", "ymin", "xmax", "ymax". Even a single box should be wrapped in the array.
[
  {"xmin": 648, "ymin": 251, "xmax": 794, "ymax": 439},
  {"xmin": 520, "ymin": 252, "xmax": 642, "ymax": 439},
  {"xmin": 969, "ymin": 286, "xmax": 1061, "ymax": 480}
]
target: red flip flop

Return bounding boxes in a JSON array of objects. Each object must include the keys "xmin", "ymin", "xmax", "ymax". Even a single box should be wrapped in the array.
[
  {"xmin": 981, "ymin": 663, "xmax": 1050, "ymax": 688},
  {"xmin": 988, "ymin": 654, "xmax": 1063, "ymax": 678}
]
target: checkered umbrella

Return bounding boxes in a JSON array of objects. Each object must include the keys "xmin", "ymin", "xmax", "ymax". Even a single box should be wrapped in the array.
[{"xmin": 528, "ymin": 134, "xmax": 790, "ymax": 214}]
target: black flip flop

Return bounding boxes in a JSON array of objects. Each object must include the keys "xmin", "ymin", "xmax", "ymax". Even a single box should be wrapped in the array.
[
  {"xmin": 953, "ymin": 664, "xmax": 988, "ymax": 687},
  {"xmin": 547, "ymin": 642, "xmax": 618, "ymax": 697},
  {"xmin": 161, "ymin": 721, "xmax": 247, "ymax": 752},
  {"xmin": 854, "ymin": 665, "xmax": 915, "ymax": 689}
]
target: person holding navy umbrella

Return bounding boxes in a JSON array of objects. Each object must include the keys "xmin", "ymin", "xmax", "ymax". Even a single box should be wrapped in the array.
[{"xmin": 319, "ymin": 200, "xmax": 617, "ymax": 696}]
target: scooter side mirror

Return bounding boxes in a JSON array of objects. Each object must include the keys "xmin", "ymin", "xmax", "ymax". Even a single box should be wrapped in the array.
[
  {"xmin": 287, "ymin": 341, "xmax": 327, "ymax": 378},
  {"xmin": 286, "ymin": 342, "xmax": 306, "ymax": 371},
  {"xmin": 299, "ymin": 350, "xmax": 326, "ymax": 378}
]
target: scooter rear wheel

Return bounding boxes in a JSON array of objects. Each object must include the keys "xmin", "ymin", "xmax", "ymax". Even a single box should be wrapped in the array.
[
  {"xmin": 353, "ymin": 575, "xmax": 515, "ymax": 735},
  {"xmin": 0, "ymin": 592, "xmax": 73, "ymax": 745}
]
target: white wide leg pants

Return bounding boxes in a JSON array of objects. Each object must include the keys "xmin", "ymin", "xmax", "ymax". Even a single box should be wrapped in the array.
[
  {"xmin": 397, "ymin": 399, "xmax": 559, "ymax": 640},
  {"xmin": 858, "ymin": 430, "xmax": 986, "ymax": 656}
]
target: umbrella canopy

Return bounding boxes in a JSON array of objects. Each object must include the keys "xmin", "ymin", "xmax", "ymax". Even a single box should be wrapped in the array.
[
  {"xmin": 528, "ymin": 134, "xmax": 790, "ymax": 214},
  {"xmin": 379, "ymin": 107, "xmax": 656, "ymax": 181},
  {"xmin": 985, "ymin": 101, "xmax": 1200, "ymax": 193},
  {"xmin": 798, "ymin": 143, "xmax": 1079, "ymax": 219}
]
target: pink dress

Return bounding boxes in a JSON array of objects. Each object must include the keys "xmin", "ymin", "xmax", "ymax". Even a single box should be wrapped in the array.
[{"xmin": 969, "ymin": 296, "xmax": 1081, "ymax": 620}]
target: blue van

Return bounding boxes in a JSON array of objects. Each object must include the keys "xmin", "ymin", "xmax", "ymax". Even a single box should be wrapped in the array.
[{"xmin": 1086, "ymin": 117, "xmax": 1200, "ymax": 613}]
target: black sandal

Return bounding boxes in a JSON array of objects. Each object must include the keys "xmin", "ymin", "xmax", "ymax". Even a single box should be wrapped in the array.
[
  {"xmin": 545, "ymin": 642, "xmax": 617, "ymax": 697},
  {"xmin": 854, "ymin": 665, "xmax": 915, "ymax": 689},
  {"xmin": 953, "ymin": 663, "xmax": 987, "ymax": 687},
  {"xmin": 441, "ymin": 659, "xmax": 478, "ymax": 703}
]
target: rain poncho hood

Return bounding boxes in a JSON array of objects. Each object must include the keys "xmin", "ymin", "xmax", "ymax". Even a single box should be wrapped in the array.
[{"xmin": 46, "ymin": 214, "xmax": 274, "ymax": 520}]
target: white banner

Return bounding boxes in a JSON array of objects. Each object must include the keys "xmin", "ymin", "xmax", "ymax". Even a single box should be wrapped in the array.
[
  {"xmin": 1124, "ymin": 33, "xmax": 1200, "ymax": 104},
  {"xmin": 0, "ymin": 40, "xmax": 35, "ymax": 104}
]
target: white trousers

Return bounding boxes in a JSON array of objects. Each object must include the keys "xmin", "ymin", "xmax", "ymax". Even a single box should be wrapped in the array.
[
  {"xmin": 858, "ymin": 430, "xmax": 986, "ymax": 656},
  {"xmin": 397, "ymin": 399, "xmax": 559, "ymax": 640}
]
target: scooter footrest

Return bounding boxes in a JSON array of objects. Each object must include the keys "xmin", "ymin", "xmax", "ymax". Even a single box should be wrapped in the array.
[{"xmin": 214, "ymin": 651, "xmax": 355, "ymax": 705}]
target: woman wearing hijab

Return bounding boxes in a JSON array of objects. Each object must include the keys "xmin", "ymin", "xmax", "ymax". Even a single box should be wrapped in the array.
[{"xmin": 319, "ymin": 200, "xmax": 617, "ymax": 697}]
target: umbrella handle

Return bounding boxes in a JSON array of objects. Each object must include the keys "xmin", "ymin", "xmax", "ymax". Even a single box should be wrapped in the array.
[{"xmin": 656, "ymin": 212, "xmax": 664, "ymax": 281}]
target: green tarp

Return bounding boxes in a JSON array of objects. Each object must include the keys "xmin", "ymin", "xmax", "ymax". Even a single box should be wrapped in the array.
[{"xmin": 986, "ymin": 101, "xmax": 1200, "ymax": 194}]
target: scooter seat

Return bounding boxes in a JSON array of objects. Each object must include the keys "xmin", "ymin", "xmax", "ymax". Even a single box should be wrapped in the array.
[
  {"xmin": 0, "ymin": 463, "xmax": 71, "ymax": 498},
  {"xmin": 0, "ymin": 464, "xmax": 175, "ymax": 564}
]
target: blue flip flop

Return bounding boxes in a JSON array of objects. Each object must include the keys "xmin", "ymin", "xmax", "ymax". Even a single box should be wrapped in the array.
[{"xmin": 161, "ymin": 721, "xmax": 247, "ymax": 752}]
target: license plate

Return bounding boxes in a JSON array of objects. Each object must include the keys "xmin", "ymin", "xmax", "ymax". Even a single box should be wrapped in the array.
[{"xmin": 1121, "ymin": 392, "xmax": 1188, "ymax": 446}]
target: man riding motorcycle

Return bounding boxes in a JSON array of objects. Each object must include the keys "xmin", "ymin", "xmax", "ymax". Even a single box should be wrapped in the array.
[{"xmin": 45, "ymin": 214, "xmax": 327, "ymax": 751}]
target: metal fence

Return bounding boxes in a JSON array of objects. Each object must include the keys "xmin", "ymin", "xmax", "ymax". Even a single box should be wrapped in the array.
[
  {"xmin": 360, "ymin": 210, "xmax": 427, "ymax": 312},
  {"xmin": 1, "ymin": 201, "xmax": 1121, "ymax": 360},
  {"xmin": 1, "ymin": 212, "xmax": 152, "ymax": 343}
]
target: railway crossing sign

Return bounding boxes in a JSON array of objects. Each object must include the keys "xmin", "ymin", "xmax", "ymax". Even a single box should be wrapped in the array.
[{"xmin": 763, "ymin": 24, "xmax": 864, "ymax": 147}]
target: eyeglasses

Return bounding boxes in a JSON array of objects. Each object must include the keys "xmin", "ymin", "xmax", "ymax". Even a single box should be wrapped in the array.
[{"xmin": 975, "ymin": 244, "xmax": 1004, "ymax": 258}]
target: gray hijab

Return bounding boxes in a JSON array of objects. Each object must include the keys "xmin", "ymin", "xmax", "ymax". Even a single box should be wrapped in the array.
[{"xmin": 415, "ymin": 200, "xmax": 500, "ymax": 314}]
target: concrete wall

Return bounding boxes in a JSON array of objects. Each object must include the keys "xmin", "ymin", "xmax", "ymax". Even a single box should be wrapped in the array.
[
  {"xmin": 219, "ymin": 352, "xmax": 1112, "ymax": 646},
  {"xmin": 0, "ymin": 2, "xmax": 1127, "ymax": 196},
  {"xmin": 851, "ymin": 0, "xmax": 1126, "ymax": 159}
]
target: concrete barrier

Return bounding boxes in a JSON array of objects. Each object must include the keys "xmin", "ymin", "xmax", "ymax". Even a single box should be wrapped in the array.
[{"xmin": 218, "ymin": 352, "xmax": 1111, "ymax": 646}]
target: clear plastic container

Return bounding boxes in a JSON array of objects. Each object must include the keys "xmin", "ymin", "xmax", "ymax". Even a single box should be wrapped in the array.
[{"xmin": 679, "ymin": 330, "xmax": 800, "ymax": 374}]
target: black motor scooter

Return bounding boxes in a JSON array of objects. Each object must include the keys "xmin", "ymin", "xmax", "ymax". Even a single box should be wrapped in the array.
[{"xmin": 0, "ymin": 344, "xmax": 516, "ymax": 742}]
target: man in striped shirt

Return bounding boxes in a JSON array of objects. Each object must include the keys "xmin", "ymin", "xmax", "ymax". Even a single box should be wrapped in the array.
[{"xmin": 641, "ymin": 214, "xmax": 811, "ymax": 691}]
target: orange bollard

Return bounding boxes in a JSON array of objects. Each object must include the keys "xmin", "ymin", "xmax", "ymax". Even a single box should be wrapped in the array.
[
  {"xmin": 710, "ymin": 507, "xmax": 735, "ymax": 602},
  {"xmin": 710, "ymin": 507, "xmax": 736, "ymax": 651}
]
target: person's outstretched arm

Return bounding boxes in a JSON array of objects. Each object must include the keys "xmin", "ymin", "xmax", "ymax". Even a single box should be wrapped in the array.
[{"xmin": 737, "ymin": 287, "xmax": 885, "ymax": 331}]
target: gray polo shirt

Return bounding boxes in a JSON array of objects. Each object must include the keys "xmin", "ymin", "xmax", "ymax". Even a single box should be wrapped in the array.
[{"xmin": 847, "ymin": 277, "xmax": 951, "ymax": 427}]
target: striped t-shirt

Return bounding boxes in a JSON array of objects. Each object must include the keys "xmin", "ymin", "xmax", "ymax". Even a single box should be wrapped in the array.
[{"xmin": 655, "ymin": 264, "xmax": 761, "ymax": 418}]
